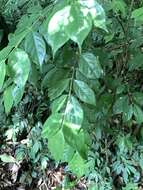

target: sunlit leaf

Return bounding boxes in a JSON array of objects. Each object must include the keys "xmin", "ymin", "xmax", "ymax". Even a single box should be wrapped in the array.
[
  {"xmin": 47, "ymin": 5, "xmax": 70, "ymax": 55},
  {"xmin": 79, "ymin": 0, "xmax": 107, "ymax": 31},
  {"xmin": 65, "ymin": 4, "xmax": 92, "ymax": 50},
  {"xmin": 42, "ymin": 113, "xmax": 63, "ymax": 138},
  {"xmin": 7, "ymin": 48, "xmax": 30, "ymax": 87},
  {"xmin": 24, "ymin": 31, "xmax": 46, "ymax": 67},
  {"xmin": 48, "ymin": 130, "xmax": 65, "ymax": 161},
  {"xmin": 64, "ymin": 96, "xmax": 84, "ymax": 128},
  {"xmin": 68, "ymin": 152, "xmax": 86, "ymax": 177}
]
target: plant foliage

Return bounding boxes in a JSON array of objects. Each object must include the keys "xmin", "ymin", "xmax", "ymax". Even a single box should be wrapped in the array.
[{"xmin": 0, "ymin": 0, "xmax": 143, "ymax": 189}]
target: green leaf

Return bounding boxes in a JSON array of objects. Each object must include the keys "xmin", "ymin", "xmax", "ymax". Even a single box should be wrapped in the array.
[
  {"xmin": 51, "ymin": 95, "xmax": 67, "ymax": 113},
  {"xmin": 68, "ymin": 152, "xmax": 85, "ymax": 177},
  {"xmin": 0, "ymin": 46, "xmax": 13, "ymax": 62},
  {"xmin": 91, "ymin": 1, "xmax": 107, "ymax": 31},
  {"xmin": 122, "ymin": 104, "xmax": 133, "ymax": 122},
  {"xmin": 63, "ymin": 124, "xmax": 87, "ymax": 158},
  {"xmin": 113, "ymin": 96, "xmax": 128, "ymax": 114},
  {"xmin": 42, "ymin": 68, "xmax": 69, "ymax": 89},
  {"xmin": 0, "ymin": 29, "xmax": 3, "ymax": 43},
  {"xmin": 128, "ymin": 52, "xmax": 143, "ymax": 71},
  {"xmin": 0, "ymin": 154, "xmax": 16, "ymax": 163},
  {"xmin": 114, "ymin": 96, "xmax": 133, "ymax": 122},
  {"xmin": 3, "ymin": 85, "xmax": 14, "ymax": 113},
  {"xmin": 0, "ymin": 60, "xmax": 6, "ymax": 90},
  {"xmin": 62, "ymin": 143, "xmax": 75, "ymax": 162},
  {"xmin": 47, "ymin": 2, "xmax": 93, "ymax": 55},
  {"xmin": 63, "ymin": 96, "xmax": 84, "ymax": 154},
  {"xmin": 47, "ymin": 5, "xmax": 70, "ymax": 55},
  {"xmin": 42, "ymin": 113, "xmax": 63, "ymax": 139},
  {"xmin": 24, "ymin": 32, "xmax": 46, "ymax": 67},
  {"xmin": 12, "ymin": 85, "xmax": 24, "ymax": 106},
  {"xmin": 133, "ymin": 92, "xmax": 143, "ymax": 106},
  {"xmin": 79, "ymin": 52, "xmax": 103, "ymax": 79},
  {"xmin": 8, "ymin": 30, "xmax": 28, "ymax": 47},
  {"xmin": 79, "ymin": 0, "xmax": 107, "ymax": 31},
  {"xmin": 111, "ymin": 0, "xmax": 127, "ymax": 17},
  {"xmin": 75, "ymin": 130, "xmax": 88, "ymax": 159},
  {"xmin": 65, "ymin": 4, "xmax": 92, "ymax": 50},
  {"xmin": 73, "ymin": 80, "xmax": 96, "ymax": 105},
  {"xmin": 131, "ymin": 7, "xmax": 143, "ymax": 21},
  {"xmin": 48, "ymin": 79, "xmax": 70, "ymax": 100},
  {"xmin": 30, "ymin": 141, "xmax": 41, "ymax": 159},
  {"xmin": 7, "ymin": 49, "xmax": 30, "ymax": 87},
  {"xmin": 48, "ymin": 130, "xmax": 65, "ymax": 161},
  {"xmin": 64, "ymin": 96, "xmax": 84, "ymax": 127},
  {"xmin": 133, "ymin": 104, "xmax": 143, "ymax": 124}
]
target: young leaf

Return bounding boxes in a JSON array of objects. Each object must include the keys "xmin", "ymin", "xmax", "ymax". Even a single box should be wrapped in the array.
[
  {"xmin": 0, "ymin": 60, "xmax": 6, "ymax": 90},
  {"xmin": 7, "ymin": 48, "xmax": 30, "ymax": 87},
  {"xmin": 79, "ymin": 52, "xmax": 103, "ymax": 79},
  {"xmin": 24, "ymin": 32, "xmax": 46, "ymax": 67},
  {"xmin": 48, "ymin": 130, "xmax": 65, "ymax": 161},
  {"xmin": 3, "ymin": 85, "xmax": 14, "ymax": 113},
  {"xmin": 73, "ymin": 80, "xmax": 96, "ymax": 105}
]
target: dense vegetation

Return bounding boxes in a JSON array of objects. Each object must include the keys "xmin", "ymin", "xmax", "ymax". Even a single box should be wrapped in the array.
[{"xmin": 0, "ymin": 0, "xmax": 143, "ymax": 189}]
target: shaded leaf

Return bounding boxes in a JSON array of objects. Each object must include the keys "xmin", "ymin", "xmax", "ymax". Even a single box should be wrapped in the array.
[
  {"xmin": 7, "ymin": 49, "xmax": 30, "ymax": 87},
  {"xmin": 133, "ymin": 104, "xmax": 143, "ymax": 124},
  {"xmin": 73, "ymin": 80, "xmax": 96, "ymax": 105},
  {"xmin": 3, "ymin": 85, "xmax": 14, "ymax": 113},
  {"xmin": 0, "ymin": 60, "xmax": 6, "ymax": 89},
  {"xmin": 48, "ymin": 79, "xmax": 69, "ymax": 100}
]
